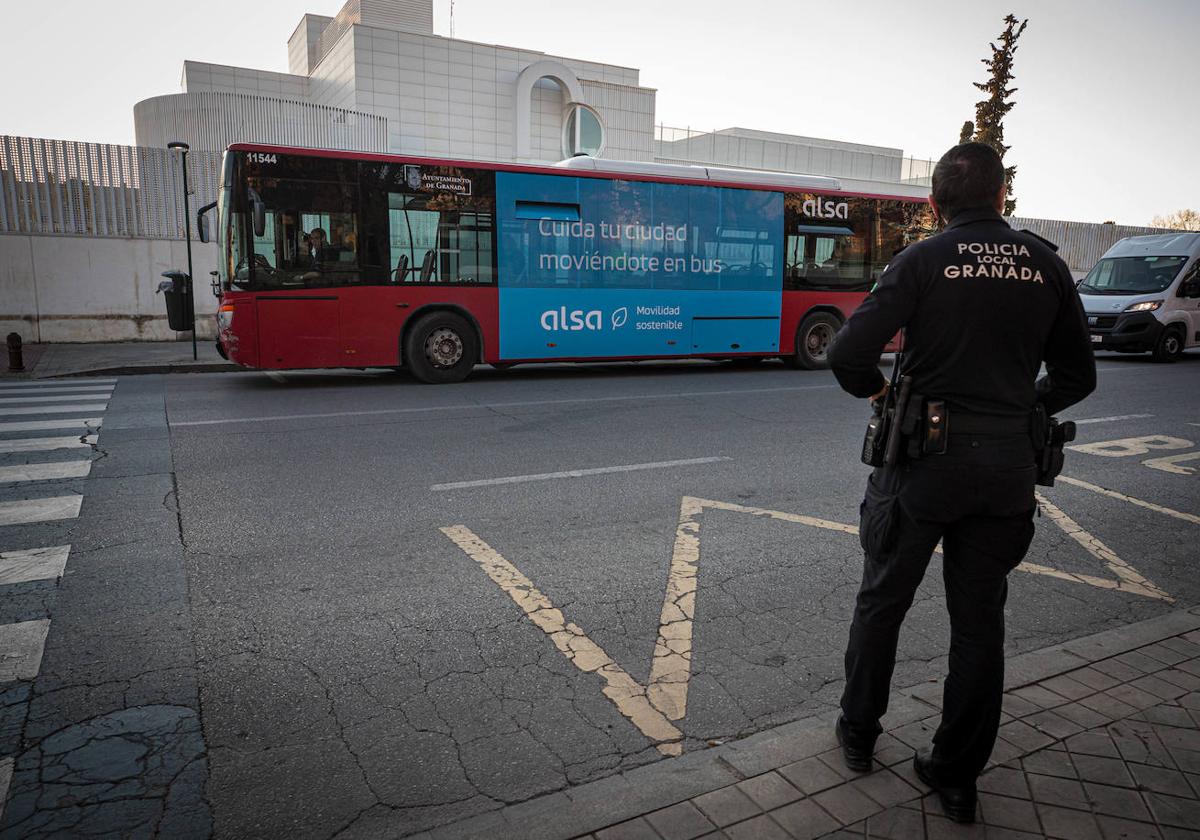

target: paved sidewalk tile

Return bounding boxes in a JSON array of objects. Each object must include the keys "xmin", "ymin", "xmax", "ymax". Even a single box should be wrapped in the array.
[
  {"xmin": 977, "ymin": 766, "xmax": 1031, "ymax": 799},
  {"xmin": 811, "ymin": 782, "xmax": 881, "ymax": 825},
  {"xmin": 1068, "ymin": 666, "xmax": 1123, "ymax": 692},
  {"xmin": 596, "ymin": 818, "xmax": 660, "ymax": 840},
  {"xmin": 778, "ymin": 756, "xmax": 845, "ymax": 796},
  {"xmin": 1071, "ymin": 753, "xmax": 1135, "ymax": 787},
  {"xmin": 766, "ymin": 799, "xmax": 840, "ymax": 839},
  {"xmin": 544, "ymin": 614, "xmax": 1200, "ymax": 840},
  {"xmin": 978, "ymin": 791, "xmax": 1042, "ymax": 833},
  {"xmin": 1022, "ymin": 749, "xmax": 1077, "ymax": 779},
  {"xmin": 1035, "ymin": 803, "xmax": 1102, "ymax": 838},
  {"xmin": 1053, "ymin": 701, "xmax": 1111, "ymax": 730},
  {"xmin": 1141, "ymin": 643, "xmax": 1192, "ymax": 667},
  {"xmin": 849, "ymin": 769, "xmax": 918, "ymax": 809},
  {"xmin": 643, "ymin": 801, "xmax": 716, "ymax": 840},
  {"xmin": 692, "ymin": 786, "xmax": 762, "ymax": 828},
  {"xmin": 861, "ymin": 805, "xmax": 924, "ymax": 839},
  {"xmin": 1083, "ymin": 780, "xmax": 1152, "ymax": 820},
  {"xmin": 1146, "ymin": 790, "xmax": 1200, "ymax": 828},
  {"xmin": 1039, "ymin": 674, "xmax": 1095, "ymax": 701},
  {"xmin": 735, "ymin": 772, "xmax": 802, "ymax": 812},
  {"xmin": 1129, "ymin": 763, "xmax": 1194, "ymax": 798},
  {"xmin": 723, "ymin": 814, "xmax": 791, "ymax": 840}
]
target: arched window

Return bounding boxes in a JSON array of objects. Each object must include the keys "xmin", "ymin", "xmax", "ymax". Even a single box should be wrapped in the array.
[{"xmin": 562, "ymin": 104, "xmax": 605, "ymax": 157}]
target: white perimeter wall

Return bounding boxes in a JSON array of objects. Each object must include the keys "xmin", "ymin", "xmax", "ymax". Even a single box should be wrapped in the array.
[{"xmin": 0, "ymin": 235, "xmax": 218, "ymax": 342}]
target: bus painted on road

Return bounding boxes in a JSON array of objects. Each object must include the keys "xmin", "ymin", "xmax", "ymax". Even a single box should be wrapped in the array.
[{"xmin": 202, "ymin": 144, "xmax": 934, "ymax": 383}]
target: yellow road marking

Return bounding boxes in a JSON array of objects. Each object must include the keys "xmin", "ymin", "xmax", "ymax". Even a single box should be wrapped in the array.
[
  {"xmin": 1032, "ymin": 493, "xmax": 1173, "ymax": 602},
  {"xmin": 1144, "ymin": 452, "xmax": 1200, "ymax": 476},
  {"xmin": 443, "ymin": 489, "xmax": 1171, "ymax": 754},
  {"xmin": 1056, "ymin": 475, "xmax": 1200, "ymax": 525},
  {"xmin": 1068, "ymin": 435, "xmax": 1192, "ymax": 457},
  {"xmin": 645, "ymin": 497, "xmax": 861, "ymax": 724},
  {"xmin": 440, "ymin": 525, "xmax": 684, "ymax": 755}
]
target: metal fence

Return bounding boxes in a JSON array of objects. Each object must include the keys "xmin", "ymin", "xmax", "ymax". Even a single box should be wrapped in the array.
[
  {"xmin": 0, "ymin": 135, "xmax": 221, "ymax": 239},
  {"xmin": 1007, "ymin": 216, "xmax": 1175, "ymax": 275}
]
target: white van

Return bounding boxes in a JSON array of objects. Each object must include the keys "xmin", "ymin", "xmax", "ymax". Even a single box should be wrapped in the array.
[{"xmin": 1078, "ymin": 232, "xmax": 1200, "ymax": 361}]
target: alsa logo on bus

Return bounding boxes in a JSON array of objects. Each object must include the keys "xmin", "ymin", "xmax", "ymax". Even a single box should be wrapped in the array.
[
  {"xmin": 801, "ymin": 198, "xmax": 849, "ymax": 220},
  {"xmin": 540, "ymin": 306, "xmax": 629, "ymax": 331}
]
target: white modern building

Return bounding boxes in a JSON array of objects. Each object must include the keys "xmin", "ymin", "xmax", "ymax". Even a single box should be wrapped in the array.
[
  {"xmin": 133, "ymin": 0, "xmax": 927, "ymax": 197},
  {"xmin": 135, "ymin": 0, "xmax": 656, "ymax": 165}
]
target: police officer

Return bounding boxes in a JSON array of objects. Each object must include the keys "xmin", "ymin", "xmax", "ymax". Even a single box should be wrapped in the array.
[{"xmin": 826, "ymin": 142, "xmax": 1096, "ymax": 823}]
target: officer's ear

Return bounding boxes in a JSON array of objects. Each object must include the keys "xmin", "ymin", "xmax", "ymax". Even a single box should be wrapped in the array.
[
  {"xmin": 928, "ymin": 195, "xmax": 944, "ymax": 228},
  {"xmin": 994, "ymin": 184, "xmax": 1007, "ymax": 214}
]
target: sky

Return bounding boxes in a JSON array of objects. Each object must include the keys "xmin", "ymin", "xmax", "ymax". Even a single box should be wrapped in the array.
[{"xmin": 1, "ymin": 0, "xmax": 1196, "ymax": 226}]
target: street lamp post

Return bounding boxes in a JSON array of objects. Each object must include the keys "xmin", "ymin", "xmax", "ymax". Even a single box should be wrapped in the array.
[{"xmin": 167, "ymin": 141, "xmax": 197, "ymax": 361}]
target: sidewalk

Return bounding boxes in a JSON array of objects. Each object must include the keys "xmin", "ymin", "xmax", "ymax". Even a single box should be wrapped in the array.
[
  {"xmin": 432, "ymin": 608, "xmax": 1200, "ymax": 840},
  {"xmin": 0, "ymin": 340, "xmax": 235, "ymax": 380}
]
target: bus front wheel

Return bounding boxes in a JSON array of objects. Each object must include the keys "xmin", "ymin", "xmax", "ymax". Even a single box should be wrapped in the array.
[
  {"xmin": 404, "ymin": 311, "xmax": 479, "ymax": 384},
  {"xmin": 785, "ymin": 312, "xmax": 842, "ymax": 370}
]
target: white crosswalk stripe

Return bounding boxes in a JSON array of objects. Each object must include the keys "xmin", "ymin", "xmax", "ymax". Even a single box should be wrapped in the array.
[
  {"xmin": 0, "ymin": 546, "xmax": 71, "ymax": 585},
  {"xmin": 0, "ymin": 386, "xmax": 114, "ymax": 397},
  {"xmin": 0, "ymin": 620, "xmax": 52, "ymax": 681},
  {"xmin": 0, "ymin": 393, "xmax": 112, "ymax": 405},
  {"xmin": 0, "ymin": 461, "xmax": 92, "ymax": 484},
  {"xmin": 0, "ymin": 495, "xmax": 84, "ymax": 526},
  {"xmin": 0, "ymin": 380, "xmax": 109, "ymax": 795},
  {"xmin": 0, "ymin": 378, "xmax": 115, "ymax": 389},
  {"xmin": 0, "ymin": 404, "xmax": 107, "ymax": 417},
  {"xmin": 0, "ymin": 418, "xmax": 102, "ymax": 433},
  {"xmin": 0, "ymin": 435, "xmax": 96, "ymax": 454}
]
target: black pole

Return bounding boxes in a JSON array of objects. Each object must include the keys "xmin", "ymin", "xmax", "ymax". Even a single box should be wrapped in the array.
[{"xmin": 179, "ymin": 149, "xmax": 197, "ymax": 361}]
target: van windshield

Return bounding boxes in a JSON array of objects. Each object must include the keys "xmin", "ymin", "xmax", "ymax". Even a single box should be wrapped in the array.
[{"xmin": 1078, "ymin": 256, "xmax": 1188, "ymax": 295}]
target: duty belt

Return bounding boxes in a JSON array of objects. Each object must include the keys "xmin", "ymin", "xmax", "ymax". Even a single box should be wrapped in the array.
[{"xmin": 947, "ymin": 412, "xmax": 1031, "ymax": 436}]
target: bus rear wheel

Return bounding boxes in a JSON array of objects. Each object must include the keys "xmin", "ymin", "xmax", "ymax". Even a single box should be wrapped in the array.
[
  {"xmin": 404, "ymin": 311, "xmax": 479, "ymax": 383},
  {"xmin": 785, "ymin": 312, "xmax": 842, "ymax": 370}
]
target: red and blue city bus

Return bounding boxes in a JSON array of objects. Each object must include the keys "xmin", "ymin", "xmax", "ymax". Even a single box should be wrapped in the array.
[{"xmin": 200, "ymin": 144, "xmax": 934, "ymax": 383}]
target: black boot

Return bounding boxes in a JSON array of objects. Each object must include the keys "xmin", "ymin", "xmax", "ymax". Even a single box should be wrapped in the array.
[
  {"xmin": 835, "ymin": 716, "xmax": 875, "ymax": 773},
  {"xmin": 914, "ymin": 749, "xmax": 977, "ymax": 824}
]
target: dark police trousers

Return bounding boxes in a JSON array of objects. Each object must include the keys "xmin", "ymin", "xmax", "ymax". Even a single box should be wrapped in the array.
[{"xmin": 841, "ymin": 432, "xmax": 1037, "ymax": 781}]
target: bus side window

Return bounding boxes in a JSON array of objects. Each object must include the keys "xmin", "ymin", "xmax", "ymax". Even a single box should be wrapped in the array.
[{"xmin": 387, "ymin": 192, "xmax": 496, "ymax": 285}]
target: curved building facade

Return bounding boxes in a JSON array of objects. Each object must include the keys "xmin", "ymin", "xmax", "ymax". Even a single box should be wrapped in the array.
[{"xmin": 134, "ymin": 91, "xmax": 388, "ymax": 153}]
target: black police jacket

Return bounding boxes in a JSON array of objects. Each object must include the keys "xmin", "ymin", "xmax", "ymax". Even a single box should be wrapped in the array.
[{"xmin": 827, "ymin": 207, "xmax": 1096, "ymax": 417}]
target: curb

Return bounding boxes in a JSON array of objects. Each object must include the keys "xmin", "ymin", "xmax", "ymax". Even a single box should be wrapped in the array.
[
  {"xmin": 39, "ymin": 362, "xmax": 240, "ymax": 379},
  {"xmin": 429, "ymin": 606, "xmax": 1200, "ymax": 840}
]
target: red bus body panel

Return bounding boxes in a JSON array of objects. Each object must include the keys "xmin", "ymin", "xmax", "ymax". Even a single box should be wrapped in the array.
[{"xmin": 221, "ymin": 286, "xmax": 501, "ymax": 370}]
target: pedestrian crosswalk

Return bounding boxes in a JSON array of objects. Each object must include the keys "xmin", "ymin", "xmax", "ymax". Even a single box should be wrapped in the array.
[{"xmin": 0, "ymin": 376, "xmax": 114, "ymax": 819}]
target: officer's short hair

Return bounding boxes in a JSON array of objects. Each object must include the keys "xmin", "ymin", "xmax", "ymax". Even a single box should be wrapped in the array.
[{"xmin": 931, "ymin": 142, "xmax": 1005, "ymax": 220}]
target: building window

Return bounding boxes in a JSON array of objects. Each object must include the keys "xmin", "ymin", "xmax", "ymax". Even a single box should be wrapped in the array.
[{"xmin": 562, "ymin": 105, "xmax": 605, "ymax": 158}]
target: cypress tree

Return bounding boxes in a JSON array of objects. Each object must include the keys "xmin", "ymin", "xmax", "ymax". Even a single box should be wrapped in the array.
[{"xmin": 966, "ymin": 14, "xmax": 1027, "ymax": 215}]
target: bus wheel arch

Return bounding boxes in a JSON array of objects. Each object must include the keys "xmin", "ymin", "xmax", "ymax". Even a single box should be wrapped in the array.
[
  {"xmin": 400, "ymin": 306, "xmax": 483, "ymax": 383},
  {"xmin": 784, "ymin": 308, "xmax": 844, "ymax": 370}
]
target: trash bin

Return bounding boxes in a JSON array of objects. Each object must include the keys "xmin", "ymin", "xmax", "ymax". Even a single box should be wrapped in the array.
[{"xmin": 158, "ymin": 270, "xmax": 194, "ymax": 332}]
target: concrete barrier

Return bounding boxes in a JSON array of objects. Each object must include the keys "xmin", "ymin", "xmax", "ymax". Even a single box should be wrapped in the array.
[{"xmin": 0, "ymin": 234, "xmax": 219, "ymax": 342}]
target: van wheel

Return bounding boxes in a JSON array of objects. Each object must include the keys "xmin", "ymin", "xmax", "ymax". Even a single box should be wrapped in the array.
[
  {"xmin": 784, "ymin": 312, "xmax": 842, "ymax": 370},
  {"xmin": 1152, "ymin": 326, "xmax": 1185, "ymax": 362},
  {"xmin": 404, "ymin": 312, "xmax": 478, "ymax": 383}
]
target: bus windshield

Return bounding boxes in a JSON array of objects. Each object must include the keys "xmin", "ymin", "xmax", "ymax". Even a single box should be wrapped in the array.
[{"xmin": 1078, "ymin": 256, "xmax": 1188, "ymax": 295}]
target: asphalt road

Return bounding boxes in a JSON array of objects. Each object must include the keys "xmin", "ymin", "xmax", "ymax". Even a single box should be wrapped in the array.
[{"xmin": 2, "ymin": 352, "xmax": 1198, "ymax": 838}]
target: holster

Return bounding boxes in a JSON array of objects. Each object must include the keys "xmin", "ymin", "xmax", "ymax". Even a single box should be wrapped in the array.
[{"xmin": 1034, "ymin": 406, "xmax": 1077, "ymax": 487}]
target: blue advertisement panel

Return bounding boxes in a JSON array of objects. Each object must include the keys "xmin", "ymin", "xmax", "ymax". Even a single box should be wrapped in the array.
[{"xmin": 495, "ymin": 172, "xmax": 783, "ymax": 360}]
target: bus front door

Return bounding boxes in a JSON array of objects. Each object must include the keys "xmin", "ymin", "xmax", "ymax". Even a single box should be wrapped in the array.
[{"xmin": 256, "ymin": 296, "xmax": 343, "ymax": 369}]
